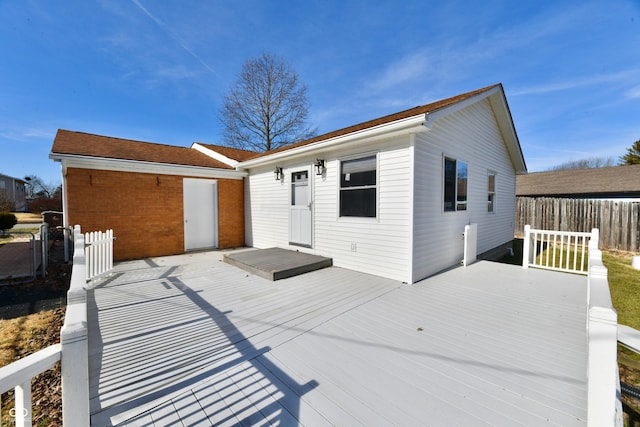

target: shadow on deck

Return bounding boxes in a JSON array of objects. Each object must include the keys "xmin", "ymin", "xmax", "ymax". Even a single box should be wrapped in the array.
[{"xmin": 89, "ymin": 270, "xmax": 319, "ymax": 425}]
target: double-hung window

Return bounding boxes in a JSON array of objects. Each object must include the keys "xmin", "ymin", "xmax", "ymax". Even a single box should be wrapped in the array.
[
  {"xmin": 340, "ymin": 155, "xmax": 377, "ymax": 218},
  {"xmin": 444, "ymin": 157, "xmax": 468, "ymax": 212},
  {"xmin": 487, "ymin": 171, "xmax": 496, "ymax": 212}
]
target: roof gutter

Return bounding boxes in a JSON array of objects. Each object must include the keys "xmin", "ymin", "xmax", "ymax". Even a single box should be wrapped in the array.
[
  {"xmin": 237, "ymin": 114, "xmax": 429, "ymax": 168},
  {"xmin": 49, "ymin": 153, "xmax": 248, "ymax": 179}
]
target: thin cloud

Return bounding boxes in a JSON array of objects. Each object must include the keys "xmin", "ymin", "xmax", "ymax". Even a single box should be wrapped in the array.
[
  {"xmin": 626, "ymin": 85, "xmax": 640, "ymax": 99},
  {"xmin": 511, "ymin": 70, "xmax": 639, "ymax": 96},
  {"xmin": 0, "ymin": 127, "xmax": 55, "ymax": 142},
  {"xmin": 130, "ymin": 0, "xmax": 216, "ymax": 75}
]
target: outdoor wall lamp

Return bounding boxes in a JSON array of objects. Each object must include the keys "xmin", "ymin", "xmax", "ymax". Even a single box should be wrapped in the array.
[
  {"xmin": 274, "ymin": 166, "xmax": 283, "ymax": 181},
  {"xmin": 314, "ymin": 159, "xmax": 326, "ymax": 175}
]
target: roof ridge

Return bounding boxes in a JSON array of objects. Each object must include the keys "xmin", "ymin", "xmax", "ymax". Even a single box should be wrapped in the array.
[{"xmin": 243, "ymin": 84, "xmax": 501, "ymax": 160}]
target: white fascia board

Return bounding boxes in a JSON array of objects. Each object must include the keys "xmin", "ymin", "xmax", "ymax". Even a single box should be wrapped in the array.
[
  {"xmin": 423, "ymin": 85, "xmax": 501, "ymax": 128},
  {"xmin": 191, "ymin": 143, "xmax": 239, "ymax": 168},
  {"xmin": 487, "ymin": 91, "xmax": 527, "ymax": 174},
  {"xmin": 237, "ymin": 114, "xmax": 429, "ymax": 168},
  {"xmin": 48, "ymin": 153, "xmax": 247, "ymax": 179}
]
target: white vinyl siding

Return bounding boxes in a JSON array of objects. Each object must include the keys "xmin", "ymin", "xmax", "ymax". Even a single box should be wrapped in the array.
[
  {"xmin": 315, "ymin": 141, "xmax": 412, "ymax": 282},
  {"xmin": 244, "ymin": 165, "xmax": 289, "ymax": 248},
  {"xmin": 412, "ymin": 99, "xmax": 516, "ymax": 282},
  {"xmin": 245, "ymin": 138, "xmax": 412, "ymax": 282},
  {"xmin": 244, "ymin": 98, "xmax": 518, "ymax": 284}
]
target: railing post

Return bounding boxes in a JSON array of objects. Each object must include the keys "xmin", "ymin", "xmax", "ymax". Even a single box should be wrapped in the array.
[
  {"xmin": 522, "ymin": 225, "xmax": 531, "ymax": 268},
  {"xmin": 61, "ymin": 224, "xmax": 90, "ymax": 426},
  {"xmin": 589, "ymin": 228, "xmax": 600, "ymax": 251}
]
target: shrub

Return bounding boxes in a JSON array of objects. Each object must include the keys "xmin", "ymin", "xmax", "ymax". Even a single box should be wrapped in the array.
[
  {"xmin": 0, "ymin": 212, "xmax": 17, "ymax": 232},
  {"xmin": 27, "ymin": 197, "xmax": 62, "ymax": 213}
]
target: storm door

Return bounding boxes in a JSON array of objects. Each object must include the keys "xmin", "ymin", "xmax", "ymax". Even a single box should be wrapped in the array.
[{"xmin": 289, "ymin": 170, "xmax": 312, "ymax": 247}]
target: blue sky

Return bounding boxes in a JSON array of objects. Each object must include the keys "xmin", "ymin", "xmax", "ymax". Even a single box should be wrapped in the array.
[{"xmin": 1, "ymin": 1, "xmax": 638, "ymax": 185}]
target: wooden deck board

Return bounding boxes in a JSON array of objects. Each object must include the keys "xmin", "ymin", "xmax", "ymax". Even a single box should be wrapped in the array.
[{"xmin": 88, "ymin": 255, "xmax": 588, "ymax": 426}]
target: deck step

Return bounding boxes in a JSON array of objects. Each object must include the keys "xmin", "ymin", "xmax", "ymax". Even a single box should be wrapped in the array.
[{"xmin": 223, "ymin": 248, "xmax": 333, "ymax": 281}]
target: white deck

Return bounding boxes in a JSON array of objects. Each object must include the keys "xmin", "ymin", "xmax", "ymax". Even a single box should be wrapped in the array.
[{"xmin": 88, "ymin": 252, "xmax": 588, "ymax": 426}]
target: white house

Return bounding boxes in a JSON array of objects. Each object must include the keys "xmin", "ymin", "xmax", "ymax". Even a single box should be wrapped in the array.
[
  {"xmin": 51, "ymin": 84, "xmax": 526, "ymax": 283},
  {"xmin": 219, "ymin": 84, "xmax": 527, "ymax": 283}
]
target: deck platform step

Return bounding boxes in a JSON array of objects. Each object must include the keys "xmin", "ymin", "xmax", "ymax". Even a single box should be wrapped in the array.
[{"xmin": 223, "ymin": 247, "xmax": 333, "ymax": 281}]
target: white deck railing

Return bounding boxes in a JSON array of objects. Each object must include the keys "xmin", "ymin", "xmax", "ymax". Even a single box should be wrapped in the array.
[
  {"xmin": 523, "ymin": 226, "xmax": 621, "ymax": 426},
  {"xmin": 522, "ymin": 225, "xmax": 594, "ymax": 275},
  {"xmin": 0, "ymin": 345, "xmax": 61, "ymax": 426},
  {"xmin": 85, "ymin": 229, "xmax": 114, "ymax": 281},
  {"xmin": 0, "ymin": 225, "xmax": 92, "ymax": 426},
  {"xmin": 585, "ymin": 236, "xmax": 621, "ymax": 427}
]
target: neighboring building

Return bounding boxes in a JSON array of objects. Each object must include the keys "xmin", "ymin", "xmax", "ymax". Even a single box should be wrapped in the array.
[
  {"xmin": 50, "ymin": 83, "xmax": 526, "ymax": 282},
  {"xmin": 516, "ymin": 165, "xmax": 640, "ymax": 200},
  {"xmin": 49, "ymin": 131, "xmax": 247, "ymax": 261},
  {"xmin": 0, "ymin": 173, "xmax": 27, "ymax": 212}
]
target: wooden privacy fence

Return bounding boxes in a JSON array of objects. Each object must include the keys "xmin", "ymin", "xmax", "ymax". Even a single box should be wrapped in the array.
[{"xmin": 516, "ymin": 197, "xmax": 640, "ymax": 251}]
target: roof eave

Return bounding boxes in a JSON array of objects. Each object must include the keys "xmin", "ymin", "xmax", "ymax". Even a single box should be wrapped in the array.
[
  {"xmin": 237, "ymin": 114, "xmax": 430, "ymax": 168},
  {"xmin": 49, "ymin": 152, "xmax": 247, "ymax": 179},
  {"xmin": 487, "ymin": 88, "xmax": 527, "ymax": 174}
]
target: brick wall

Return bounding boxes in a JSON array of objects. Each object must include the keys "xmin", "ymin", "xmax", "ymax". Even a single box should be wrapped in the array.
[{"xmin": 65, "ymin": 168, "xmax": 244, "ymax": 260}]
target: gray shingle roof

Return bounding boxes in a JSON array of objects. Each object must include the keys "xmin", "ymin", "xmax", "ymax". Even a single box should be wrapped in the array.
[{"xmin": 516, "ymin": 165, "xmax": 640, "ymax": 198}]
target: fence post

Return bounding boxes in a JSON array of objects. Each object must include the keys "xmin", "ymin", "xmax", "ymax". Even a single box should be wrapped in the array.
[
  {"xmin": 60, "ymin": 224, "xmax": 90, "ymax": 426},
  {"xmin": 39, "ymin": 223, "xmax": 48, "ymax": 277},
  {"xmin": 523, "ymin": 225, "xmax": 531, "ymax": 268}
]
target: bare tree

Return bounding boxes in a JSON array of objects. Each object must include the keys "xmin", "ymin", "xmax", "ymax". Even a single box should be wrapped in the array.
[
  {"xmin": 620, "ymin": 139, "xmax": 640, "ymax": 165},
  {"xmin": 24, "ymin": 175, "xmax": 60, "ymax": 198},
  {"xmin": 220, "ymin": 53, "xmax": 316, "ymax": 152},
  {"xmin": 547, "ymin": 157, "xmax": 615, "ymax": 171}
]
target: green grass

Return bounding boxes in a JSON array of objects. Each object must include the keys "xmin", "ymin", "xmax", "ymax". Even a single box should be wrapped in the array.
[
  {"xmin": 604, "ymin": 251, "xmax": 640, "ymax": 329},
  {"xmin": 535, "ymin": 245, "xmax": 588, "ymax": 273}
]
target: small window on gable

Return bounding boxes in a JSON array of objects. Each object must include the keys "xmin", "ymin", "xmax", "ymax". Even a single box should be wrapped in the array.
[
  {"xmin": 487, "ymin": 171, "xmax": 496, "ymax": 213},
  {"xmin": 340, "ymin": 155, "xmax": 377, "ymax": 218},
  {"xmin": 444, "ymin": 157, "xmax": 468, "ymax": 212}
]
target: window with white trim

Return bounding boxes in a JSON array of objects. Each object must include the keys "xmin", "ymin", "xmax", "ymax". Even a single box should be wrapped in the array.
[
  {"xmin": 340, "ymin": 155, "xmax": 376, "ymax": 217},
  {"xmin": 444, "ymin": 157, "xmax": 468, "ymax": 212},
  {"xmin": 487, "ymin": 171, "xmax": 496, "ymax": 212}
]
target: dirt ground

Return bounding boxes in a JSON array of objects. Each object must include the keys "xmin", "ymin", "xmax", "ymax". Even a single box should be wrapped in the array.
[{"xmin": 0, "ymin": 240, "xmax": 70, "ymax": 320}]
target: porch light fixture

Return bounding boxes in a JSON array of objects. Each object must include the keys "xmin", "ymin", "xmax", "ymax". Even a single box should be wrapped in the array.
[
  {"xmin": 274, "ymin": 166, "xmax": 283, "ymax": 181},
  {"xmin": 314, "ymin": 158, "xmax": 326, "ymax": 176}
]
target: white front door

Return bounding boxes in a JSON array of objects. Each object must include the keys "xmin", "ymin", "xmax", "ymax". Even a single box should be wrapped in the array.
[
  {"xmin": 183, "ymin": 178, "xmax": 218, "ymax": 251},
  {"xmin": 289, "ymin": 170, "xmax": 312, "ymax": 247}
]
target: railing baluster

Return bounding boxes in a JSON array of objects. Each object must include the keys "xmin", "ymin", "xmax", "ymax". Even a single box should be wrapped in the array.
[
  {"xmin": 14, "ymin": 380, "xmax": 31, "ymax": 427},
  {"xmin": 521, "ymin": 226, "xmax": 593, "ymax": 275},
  {"xmin": 84, "ymin": 229, "xmax": 115, "ymax": 281}
]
